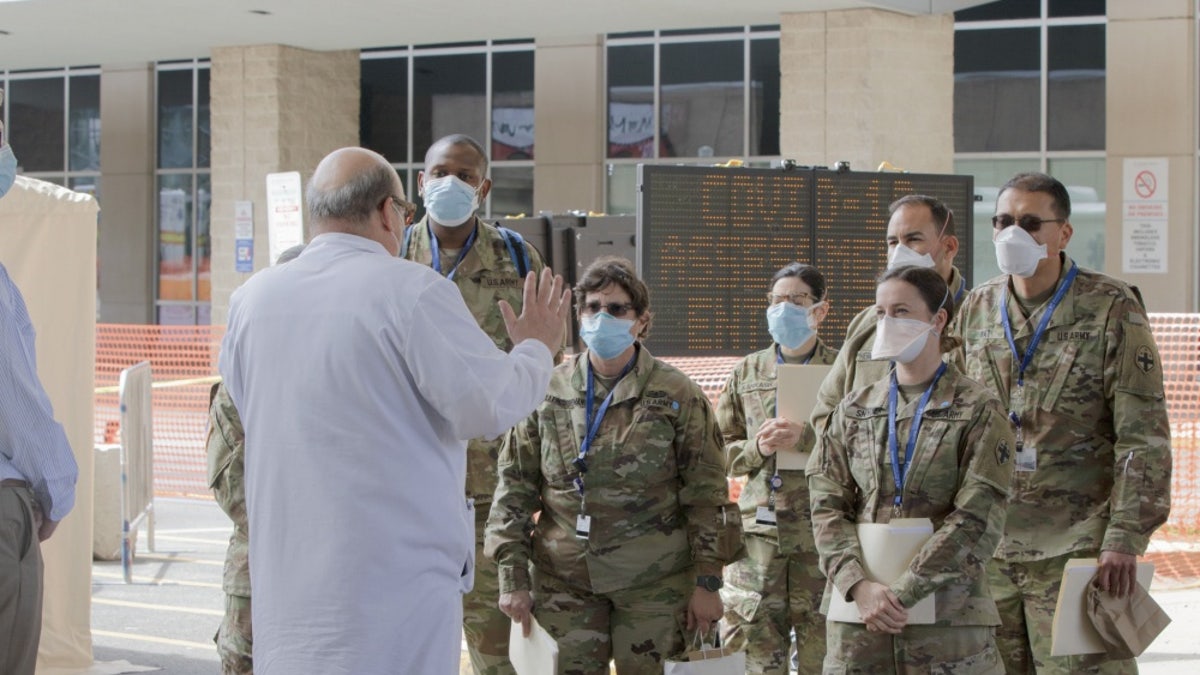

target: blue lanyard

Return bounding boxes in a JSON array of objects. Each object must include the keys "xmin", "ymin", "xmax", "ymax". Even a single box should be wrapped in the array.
[
  {"xmin": 428, "ymin": 222, "xmax": 478, "ymax": 281},
  {"xmin": 775, "ymin": 345, "xmax": 813, "ymax": 365},
  {"xmin": 1000, "ymin": 263, "xmax": 1078, "ymax": 387},
  {"xmin": 954, "ymin": 283, "xmax": 966, "ymax": 307},
  {"xmin": 887, "ymin": 362, "xmax": 947, "ymax": 509},
  {"xmin": 572, "ymin": 354, "xmax": 637, "ymax": 495}
]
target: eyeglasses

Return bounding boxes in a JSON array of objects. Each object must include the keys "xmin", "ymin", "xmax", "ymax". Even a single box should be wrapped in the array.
[
  {"xmin": 767, "ymin": 292, "xmax": 816, "ymax": 306},
  {"xmin": 991, "ymin": 214, "xmax": 1065, "ymax": 233},
  {"xmin": 384, "ymin": 195, "xmax": 416, "ymax": 225},
  {"xmin": 581, "ymin": 301, "xmax": 637, "ymax": 317}
]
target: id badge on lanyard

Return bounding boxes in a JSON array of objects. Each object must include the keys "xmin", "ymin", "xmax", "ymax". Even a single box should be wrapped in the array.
[{"xmin": 1001, "ymin": 263, "xmax": 1077, "ymax": 475}]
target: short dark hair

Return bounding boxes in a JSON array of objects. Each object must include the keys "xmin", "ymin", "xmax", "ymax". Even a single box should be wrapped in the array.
[
  {"xmin": 888, "ymin": 194, "xmax": 955, "ymax": 238},
  {"xmin": 999, "ymin": 172, "xmax": 1071, "ymax": 219},
  {"xmin": 574, "ymin": 256, "xmax": 652, "ymax": 339},
  {"xmin": 877, "ymin": 265, "xmax": 959, "ymax": 352},
  {"xmin": 425, "ymin": 134, "xmax": 489, "ymax": 174},
  {"xmin": 770, "ymin": 262, "xmax": 827, "ymax": 301}
]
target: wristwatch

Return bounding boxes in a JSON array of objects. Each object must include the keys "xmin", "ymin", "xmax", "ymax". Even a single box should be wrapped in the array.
[{"xmin": 696, "ymin": 575, "xmax": 723, "ymax": 592}]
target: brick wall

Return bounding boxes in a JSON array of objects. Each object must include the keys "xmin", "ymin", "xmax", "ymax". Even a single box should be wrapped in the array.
[
  {"xmin": 781, "ymin": 10, "xmax": 953, "ymax": 174},
  {"xmin": 209, "ymin": 45, "xmax": 360, "ymax": 325}
]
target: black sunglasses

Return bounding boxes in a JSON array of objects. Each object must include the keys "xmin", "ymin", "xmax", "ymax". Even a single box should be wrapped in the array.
[
  {"xmin": 581, "ymin": 301, "xmax": 636, "ymax": 318},
  {"xmin": 991, "ymin": 214, "xmax": 1065, "ymax": 233}
]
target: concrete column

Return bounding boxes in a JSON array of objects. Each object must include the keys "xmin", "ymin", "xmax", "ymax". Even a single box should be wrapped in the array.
[
  {"xmin": 1105, "ymin": 1, "xmax": 1197, "ymax": 312},
  {"xmin": 209, "ymin": 45, "xmax": 360, "ymax": 326},
  {"xmin": 780, "ymin": 9, "xmax": 954, "ymax": 173},
  {"xmin": 532, "ymin": 35, "xmax": 605, "ymax": 213},
  {"xmin": 98, "ymin": 63, "xmax": 156, "ymax": 324}
]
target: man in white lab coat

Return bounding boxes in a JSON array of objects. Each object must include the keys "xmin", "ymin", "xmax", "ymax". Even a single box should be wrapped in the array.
[{"xmin": 218, "ymin": 147, "xmax": 569, "ymax": 675}]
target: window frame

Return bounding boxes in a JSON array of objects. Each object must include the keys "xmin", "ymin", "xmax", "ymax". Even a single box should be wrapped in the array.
[
  {"xmin": 360, "ymin": 39, "xmax": 537, "ymax": 220},
  {"xmin": 602, "ymin": 26, "xmax": 783, "ymax": 214},
  {"xmin": 154, "ymin": 59, "xmax": 212, "ymax": 325}
]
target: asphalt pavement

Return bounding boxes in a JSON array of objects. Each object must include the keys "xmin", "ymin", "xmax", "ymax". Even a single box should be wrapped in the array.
[{"xmin": 88, "ymin": 498, "xmax": 1200, "ymax": 674}]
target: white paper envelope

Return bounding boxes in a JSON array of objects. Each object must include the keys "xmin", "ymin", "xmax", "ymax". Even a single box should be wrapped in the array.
[
  {"xmin": 774, "ymin": 364, "xmax": 834, "ymax": 470},
  {"xmin": 1050, "ymin": 558, "xmax": 1155, "ymax": 656},
  {"xmin": 509, "ymin": 616, "xmax": 558, "ymax": 675},
  {"xmin": 826, "ymin": 518, "xmax": 936, "ymax": 625}
]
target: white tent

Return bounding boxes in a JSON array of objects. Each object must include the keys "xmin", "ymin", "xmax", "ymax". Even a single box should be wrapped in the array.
[{"xmin": 0, "ymin": 176, "xmax": 98, "ymax": 671}]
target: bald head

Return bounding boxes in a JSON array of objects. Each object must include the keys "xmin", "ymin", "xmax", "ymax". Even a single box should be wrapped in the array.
[{"xmin": 307, "ymin": 147, "xmax": 404, "ymax": 231}]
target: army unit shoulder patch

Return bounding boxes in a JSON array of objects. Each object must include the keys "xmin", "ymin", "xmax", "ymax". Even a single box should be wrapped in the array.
[{"xmin": 1135, "ymin": 344, "xmax": 1156, "ymax": 374}]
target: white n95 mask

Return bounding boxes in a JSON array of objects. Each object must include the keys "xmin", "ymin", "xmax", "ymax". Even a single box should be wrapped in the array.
[
  {"xmin": 887, "ymin": 243, "xmax": 936, "ymax": 270},
  {"xmin": 994, "ymin": 225, "xmax": 1048, "ymax": 278},
  {"xmin": 872, "ymin": 316, "xmax": 936, "ymax": 364}
]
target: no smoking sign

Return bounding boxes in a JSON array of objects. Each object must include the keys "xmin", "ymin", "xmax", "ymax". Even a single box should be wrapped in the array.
[
  {"xmin": 1134, "ymin": 170, "xmax": 1156, "ymax": 199},
  {"xmin": 1122, "ymin": 157, "xmax": 1168, "ymax": 275}
]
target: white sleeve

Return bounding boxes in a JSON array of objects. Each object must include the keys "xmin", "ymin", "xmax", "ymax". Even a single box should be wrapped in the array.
[
  {"xmin": 217, "ymin": 288, "xmax": 246, "ymax": 414},
  {"xmin": 405, "ymin": 277, "xmax": 554, "ymax": 441}
]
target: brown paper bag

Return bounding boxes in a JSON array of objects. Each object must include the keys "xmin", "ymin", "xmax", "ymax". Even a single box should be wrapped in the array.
[{"xmin": 1085, "ymin": 582, "xmax": 1171, "ymax": 659}]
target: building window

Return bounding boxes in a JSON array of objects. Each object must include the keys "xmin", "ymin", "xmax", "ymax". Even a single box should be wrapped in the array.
[
  {"xmin": 603, "ymin": 27, "xmax": 782, "ymax": 213},
  {"xmin": 360, "ymin": 40, "xmax": 536, "ymax": 221},
  {"xmin": 953, "ymin": 27, "xmax": 1040, "ymax": 153},
  {"xmin": 0, "ymin": 68, "xmax": 101, "ymax": 191},
  {"xmin": 154, "ymin": 60, "xmax": 211, "ymax": 325},
  {"xmin": 954, "ymin": 1, "xmax": 1106, "ymax": 278},
  {"xmin": 0, "ymin": 67, "xmax": 102, "ymax": 298}
]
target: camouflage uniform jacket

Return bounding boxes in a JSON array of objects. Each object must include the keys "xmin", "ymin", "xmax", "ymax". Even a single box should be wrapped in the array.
[
  {"xmin": 485, "ymin": 345, "xmax": 742, "ymax": 595},
  {"xmin": 716, "ymin": 339, "xmax": 838, "ymax": 552},
  {"xmin": 206, "ymin": 383, "xmax": 249, "ymax": 597},
  {"xmin": 403, "ymin": 215, "xmax": 549, "ymax": 507},
  {"xmin": 807, "ymin": 362, "xmax": 1014, "ymax": 625},
  {"xmin": 810, "ymin": 267, "xmax": 966, "ymax": 438},
  {"xmin": 949, "ymin": 254, "xmax": 1171, "ymax": 561}
]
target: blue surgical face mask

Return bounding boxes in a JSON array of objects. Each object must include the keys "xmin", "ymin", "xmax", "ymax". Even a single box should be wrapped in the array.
[
  {"xmin": 580, "ymin": 312, "xmax": 637, "ymax": 360},
  {"xmin": 0, "ymin": 145, "xmax": 18, "ymax": 199},
  {"xmin": 422, "ymin": 175, "xmax": 479, "ymax": 227},
  {"xmin": 767, "ymin": 301, "xmax": 820, "ymax": 350}
]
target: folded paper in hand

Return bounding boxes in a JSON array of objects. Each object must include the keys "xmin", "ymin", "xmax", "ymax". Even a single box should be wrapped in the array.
[
  {"xmin": 1050, "ymin": 558, "xmax": 1159, "ymax": 657},
  {"xmin": 509, "ymin": 617, "xmax": 558, "ymax": 675},
  {"xmin": 825, "ymin": 518, "xmax": 936, "ymax": 625},
  {"xmin": 774, "ymin": 364, "xmax": 834, "ymax": 471}
]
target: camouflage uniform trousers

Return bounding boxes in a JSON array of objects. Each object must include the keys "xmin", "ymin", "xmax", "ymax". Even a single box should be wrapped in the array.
[
  {"xmin": 988, "ymin": 554, "xmax": 1137, "ymax": 674},
  {"xmin": 722, "ymin": 533, "xmax": 826, "ymax": 674},
  {"xmin": 824, "ymin": 622, "xmax": 1001, "ymax": 674},
  {"xmin": 464, "ymin": 506, "xmax": 517, "ymax": 675},
  {"xmin": 214, "ymin": 593, "xmax": 252, "ymax": 675},
  {"xmin": 532, "ymin": 565, "xmax": 692, "ymax": 675}
]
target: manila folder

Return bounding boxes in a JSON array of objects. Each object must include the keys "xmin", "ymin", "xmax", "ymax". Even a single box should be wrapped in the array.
[
  {"xmin": 826, "ymin": 518, "xmax": 936, "ymax": 625},
  {"xmin": 510, "ymin": 616, "xmax": 558, "ymax": 675},
  {"xmin": 774, "ymin": 364, "xmax": 834, "ymax": 470},
  {"xmin": 1050, "ymin": 558, "xmax": 1155, "ymax": 656}
]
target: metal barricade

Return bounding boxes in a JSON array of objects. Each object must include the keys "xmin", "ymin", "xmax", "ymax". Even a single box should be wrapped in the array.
[{"xmin": 118, "ymin": 361, "xmax": 156, "ymax": 582}]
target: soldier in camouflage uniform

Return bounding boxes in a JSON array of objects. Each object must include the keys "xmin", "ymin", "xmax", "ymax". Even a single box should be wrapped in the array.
[
  {"xmin": 809, "ymin": 266, "xmax": 1014, "ymax": 674},
  {"xmin": 811, "ymin": 195, "xmax": 967, "ymax": 438},
  {"xmin": 950, "ymin": 172, "xmax": 1172, "ymax": 674},
  {"xmin": 404, "ymin": 134, "xmax": 551, "ymax": 675},
  {"xmin": 207, "ymin": 382, "xmax": 252, "ymax": 675},
  {"xmin": 204, "ymin": 244, "xmax": 304, "ymax": 675},
  {"xmin": 485, "ymin": 257, "xmax": 743, "ymax": 675},
  {"xmin": 715, "ymin": 262, "xmax": 838, "ymax": 674}
]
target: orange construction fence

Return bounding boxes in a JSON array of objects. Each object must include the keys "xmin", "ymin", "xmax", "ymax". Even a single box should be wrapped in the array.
[
  {"xmin": 94, "ymin": 315, "xmax": 1200, "ymax": 530},
  {"xmin": 94, "ymin": 324, "xmax": 223, "ymax": 497}
]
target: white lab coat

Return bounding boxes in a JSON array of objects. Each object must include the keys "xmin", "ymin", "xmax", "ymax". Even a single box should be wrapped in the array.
[{"xmin": 219, "ymin": 232, "xmax": 553, "ymax": 675}]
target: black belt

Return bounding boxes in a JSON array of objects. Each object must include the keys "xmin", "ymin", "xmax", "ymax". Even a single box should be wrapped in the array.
[{"xmin": 0, "ymin": 479, "xmax": 30, "ymax": 488}]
